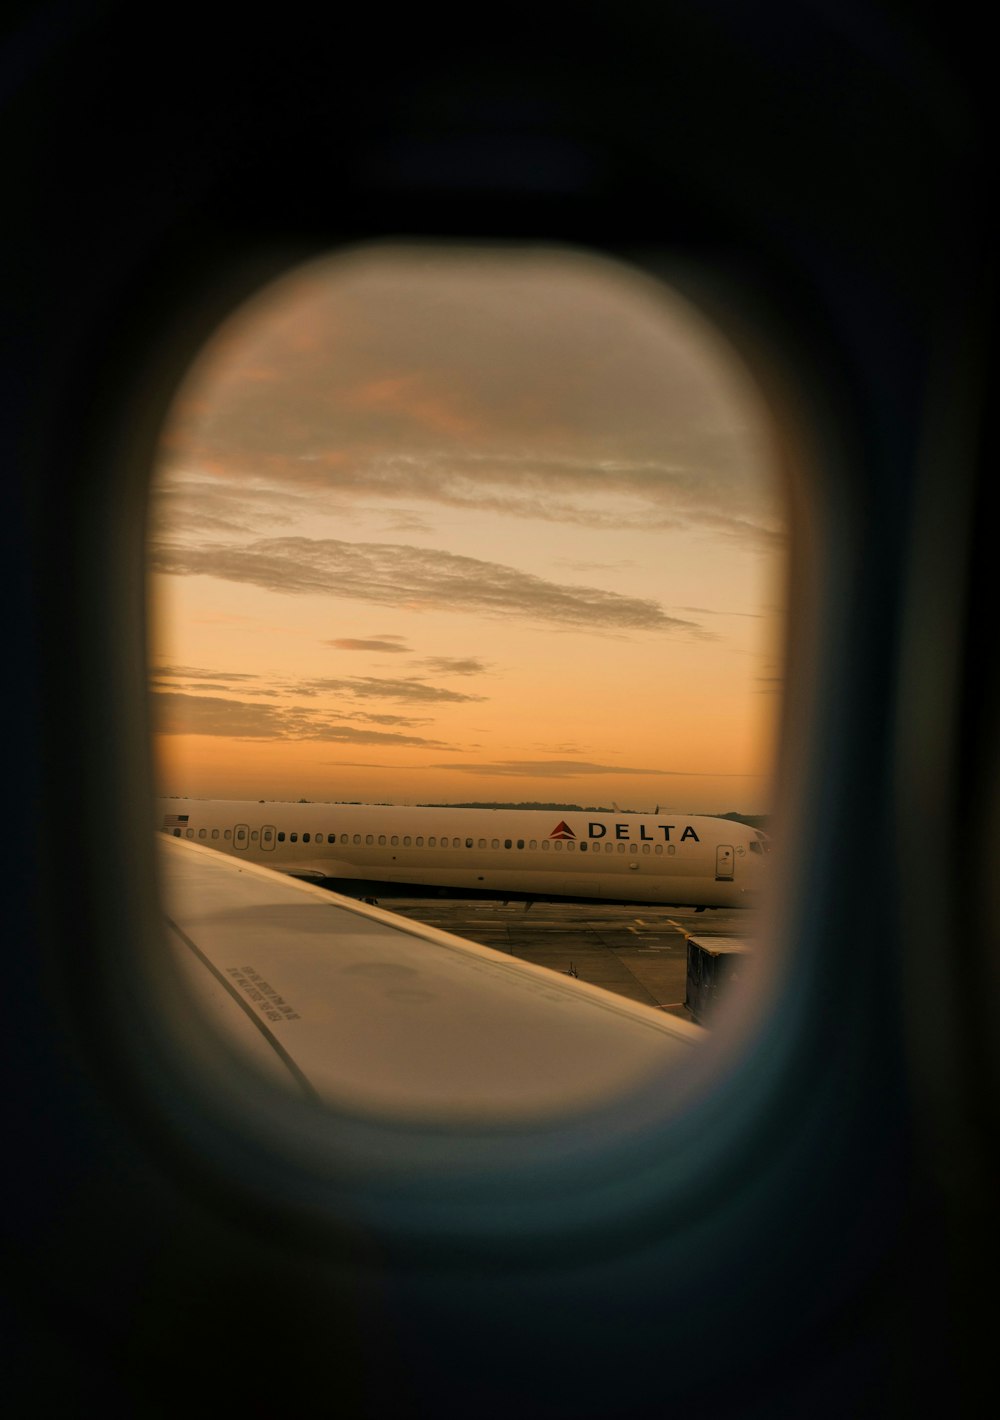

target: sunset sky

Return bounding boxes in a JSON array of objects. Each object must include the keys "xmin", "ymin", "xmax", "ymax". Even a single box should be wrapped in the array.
[{"xmin": 148, "ymin": 244, "xmax": 786, "ymax": 812}]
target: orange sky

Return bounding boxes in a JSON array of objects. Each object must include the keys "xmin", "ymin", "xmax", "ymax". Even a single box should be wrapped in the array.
[{"xmin": 148, "ymin": 245, "xmax": 786, "ymax": 812}]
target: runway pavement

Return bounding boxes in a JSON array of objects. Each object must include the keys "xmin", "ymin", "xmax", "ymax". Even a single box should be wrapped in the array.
[{"xmin": 379, "ymin": 898, "xmax": 760, "ymax": 1020}]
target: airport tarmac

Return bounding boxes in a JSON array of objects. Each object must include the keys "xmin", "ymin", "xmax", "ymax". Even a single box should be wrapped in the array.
[{"xmin": 379, "ymin": 898, "xmax": 759, "ymax": 1020}]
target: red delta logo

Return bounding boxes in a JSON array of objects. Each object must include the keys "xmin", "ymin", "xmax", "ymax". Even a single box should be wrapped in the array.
[{"xmin": 549, "ymin": 820, "xmax": 576, "ymax": 840}]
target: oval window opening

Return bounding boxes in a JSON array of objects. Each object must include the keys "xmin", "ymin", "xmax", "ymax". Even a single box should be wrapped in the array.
[{"xmin": 148, "ymin": 244, "xmax": 787, "ymax": 1122}]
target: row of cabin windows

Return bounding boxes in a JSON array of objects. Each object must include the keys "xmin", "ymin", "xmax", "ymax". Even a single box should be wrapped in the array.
[{"xmin": 174, "ymin": 826, "xmax": 679, "ymax": 856}]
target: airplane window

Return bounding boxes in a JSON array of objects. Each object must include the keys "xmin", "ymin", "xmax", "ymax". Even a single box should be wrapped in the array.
[
  {"xmin": 199, "ymin": 829, "xmax": 206, "ymax": 838},
  {"xmin": 149, "ymin": 242, "xmax": 785, "ymax": 1117}
]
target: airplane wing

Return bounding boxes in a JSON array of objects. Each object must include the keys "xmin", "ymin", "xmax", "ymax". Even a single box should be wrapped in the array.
[
  {"xmin": 159, "ymin": 835, "xmax": 704, "ymax": 1124},
  {"xmin": 279, "ymin": 864, "xmax": 333, "ymax": 882}
]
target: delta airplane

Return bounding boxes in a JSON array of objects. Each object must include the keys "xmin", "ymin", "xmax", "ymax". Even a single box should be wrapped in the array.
[{"xmin": 156, "ymin": 798, "xmax": 769, "ymax": 908}]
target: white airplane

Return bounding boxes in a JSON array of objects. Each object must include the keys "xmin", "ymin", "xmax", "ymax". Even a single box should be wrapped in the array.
[{"xmin": 156, "ymin": 798, "xmax": 770, "ymax": 908}]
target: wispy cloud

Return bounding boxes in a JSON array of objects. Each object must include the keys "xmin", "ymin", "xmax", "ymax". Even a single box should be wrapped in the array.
[
  {"xmin": 151, "ymin": 691, "xmax": 452, "ymax": 745},
  {"xmin": 149, "ymin": 537, "xmax": 699, "ymax": 634},
  {"xmin": 325, "ymin": 636, "xmax": 411, "ymax": 653},
  {"xmin": 150, "ymin": 664, "xmax": 467, "ymax": 716},
  {"xmin": 418, "ymin": 656, "xmax": 490, "ymax": 676},
  {"xmin": 422, "ymin": 759, "xmax": 760, "ymax": 778},
  {"xmin": 298, "ymin": 675, "xmax": 486, "ymax": 704},
  {"xmin": 151, "ymin": 664, "xmax": 262, "ymax": 682},
  {"xmin": 333, "ymin": 709, "xmax": 434, "ymax": 727},
  {"xmin": 153, "ymin": 456, "xmax": 784, "ymax": 550},
  {"xmin": 154, "ymin": 249, "xmax": 784, "ymax": 553}
]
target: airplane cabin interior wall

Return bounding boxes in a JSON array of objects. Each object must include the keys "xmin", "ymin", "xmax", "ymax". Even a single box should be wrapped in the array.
[{"xmin": 2, "ymin": 3, "xmax": 993, "ymax": 1416}]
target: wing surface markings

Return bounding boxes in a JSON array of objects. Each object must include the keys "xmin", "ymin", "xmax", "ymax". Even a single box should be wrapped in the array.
[{"xmin": 165, "ymin": 914, "xmax": 321, "ymax": 1103}]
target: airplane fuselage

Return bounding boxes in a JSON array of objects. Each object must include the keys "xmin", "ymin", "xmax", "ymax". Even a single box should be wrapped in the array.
[{"xmin": 156, "ymin": 799, "xmax": 769, "ymax": 908}]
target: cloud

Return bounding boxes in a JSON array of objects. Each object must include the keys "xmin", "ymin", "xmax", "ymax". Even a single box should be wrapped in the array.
[
  {"xmin": 150, "ymin": 691, "xmax": 450, "ymax": 745},
  {"xmin": 325, "ymin": 636, "xmax": 411, "ymax": 652},
  {"xmin": 153, "ymin": 249, "xmax": 785, "ymax": 552},
  {"xmin": 149, "ymin": 665, "xmax": 461, "ymax": 717},
  {"xmin": 422, "ymin": 759, "xmax": 758, "ymax": 778},
  {"xmin": 319, "ymin": 761, "xmax": 455, "ymax": 771},
  {"xmin": 150, "ymin": 664, "xmax": 262, "ymax": 682},
  {"xmin": 154, "ymin": 455, "xmax": 784, "ymax": 550},
  {"xmin": 148, "ymin": 474, "xmax": 319, "ymax": 540},
  {"xmin": 149, "ymin": 536, "xmax": 699, "ymax": 634},
  {"xmin": 150, "ymin": 667, "xmax": 287, "ymax": 696},
  {"xmin": 675, "ymin": 606, "xmax": 763, "ymax": 618},
  {"xmin": 418, "ymin": 657, "xmax": 490, "ymax": 676},
  {"xmin": 333, "ymin": 710, "xmax": 433, "ymax": 727},
  {"xmin": 300, "ymin": 675, "xmax": 486, "ymax": 704}
]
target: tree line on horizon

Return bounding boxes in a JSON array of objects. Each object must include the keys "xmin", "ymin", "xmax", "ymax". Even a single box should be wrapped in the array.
[{"xmin": 416, "ymin": 802, "xmax": 770, "ymax": 830}]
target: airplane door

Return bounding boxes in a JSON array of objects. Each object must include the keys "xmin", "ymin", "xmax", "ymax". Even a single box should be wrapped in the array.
[
  {"xmin": 260, "ymin": 825, "xmax": 276, "ymax": 852},
  {"xmin": 715, "ymin": 845, "xmax": 734, "ymax": 880},
  {"xmin": 233, "ymin": 823, "xmax": 249, "ymax": 851}
]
